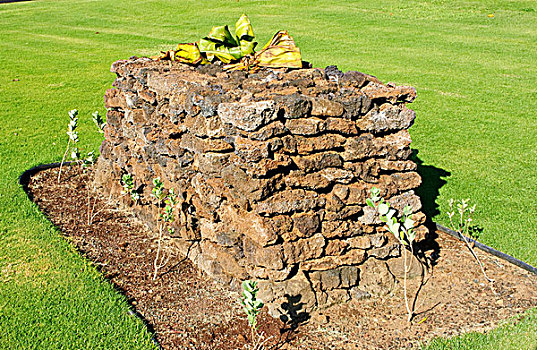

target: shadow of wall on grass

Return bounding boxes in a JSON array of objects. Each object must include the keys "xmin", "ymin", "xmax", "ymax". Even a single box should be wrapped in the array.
[
  {"xmin": 411, "ymin": 150, "xmax": 450, "ymax": 267},
  {"xmin": 411, "ymin": 150, "xmax": 450, "ymax": 222},
  {"xmin": 0, "ymin": 0, "xmax": 32, "ymax": 3}
]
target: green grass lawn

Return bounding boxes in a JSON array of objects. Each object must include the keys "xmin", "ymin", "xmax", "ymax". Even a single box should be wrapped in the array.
[{"xmin": 0, "ymin": 0, "xmax": 536, "ymax": 348}]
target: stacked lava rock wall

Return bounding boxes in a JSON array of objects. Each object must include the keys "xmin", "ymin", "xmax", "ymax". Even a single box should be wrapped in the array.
[{"xmin": 95, "ymin": 58, "xmax": 428, "ymax": 316}]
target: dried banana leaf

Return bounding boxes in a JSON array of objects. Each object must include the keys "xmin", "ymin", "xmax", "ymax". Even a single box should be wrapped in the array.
[
  {"xmin": 153, "ymin": 15, "xmax": 301, "ymax": 70},
  {"xmin": 174, "ymin": 43, "xmax": 207, "ymax": 64},
  {"xmin": 225, "ymin": 30, "xmax": 302, "ymax": 71},
  {"xmin": 255, "ymin": 30, "xmax": 302, "ymax": 68},
  {"xmin": 152, "ymin": 50, "xmax": 175, "ymax": 61}
]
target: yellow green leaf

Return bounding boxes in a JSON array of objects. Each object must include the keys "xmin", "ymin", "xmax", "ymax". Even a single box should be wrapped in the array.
[
  {"xmin": 254, "ymin": 30, "xmax": 302, "ymax": 69},
  {"xmin": 206, "ymin": 25, "xmax": 237, "ymax": 46},
  {"xmin": 235, "ymin": 14, "xmax": 255, "ymax": 41},
  {"xmin": 239, "ymin": 40, "xmax": 256, "ymax": 57},
  {"xmin": 174, "ymin": 43, "xmax": 207, "ymax": 65},
  {"xmin": 198, "ymin": 38, "xmax": 216, "ymax": 61}
]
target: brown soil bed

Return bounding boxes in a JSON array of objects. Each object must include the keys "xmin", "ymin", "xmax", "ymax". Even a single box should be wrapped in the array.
[{"xmin": 26, "ymin": 165, "xmax": 537, "ymax": 349}]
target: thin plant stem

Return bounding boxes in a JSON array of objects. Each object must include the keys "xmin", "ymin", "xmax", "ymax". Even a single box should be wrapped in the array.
[
  {"xmin": 57, "ymin": 138, "xmax": 71, "ymax": 183},
  {"xmin": 449, "ymin": 213, "xmax": 494, "ymax": 285},
  {"xmin": 88, "ymin": 190, "xmax": 113, "ymax": 225},
  {"xmin": 153, "ymin": 220, "xmax": 163, "ymax": 281},
  {"xmin": 86, "ymin": 183, "xmax": 91, "ymax": 225},
  {"xmin": 403, "ymin": 246, "xmax": 413, "ymax": 322}
]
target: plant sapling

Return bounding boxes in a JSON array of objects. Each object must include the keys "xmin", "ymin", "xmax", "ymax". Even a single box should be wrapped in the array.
[
  {"xmin": 151, "ymin": 177, "xmax": 177, "ymax": 280},
  {"xmin": 120, "ymin": 173, "xmax": 139, "ymax": 204},
  {"xmin": 367, "ymin": 187, "xmax": 417, "ymax": 322},
  {"xmin": 58, "ymin": 109, "xmax": 79, "ymax": 182},
  {"xmin": 447, "ymin": 199, "xmax": 494, "ymax": 285},
  {"xmin": 240, "ymin": 280, "xmax": 270, "ymax": 349}
]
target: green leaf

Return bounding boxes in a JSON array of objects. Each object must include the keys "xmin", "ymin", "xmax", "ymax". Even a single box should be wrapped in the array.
[
  {"xmin": 235, "ymin": 14, "xmax": 255, "ymax": 41},
  {"xmin": 242, "ymin": 289, "xmax": 253, "ymax": 301},
  {"xmin": 378, "ymin": 202, "xmax": 389, "ymax": 216},
  {"xmin": 408, "ymin": 230, "xmax": 416, "ymax": 243},
  {"xmin": 206, "ymin": 25, "xmax": 237, "ymax": 46},
  {"xmin": 239, "ymin": 40, "xmax": 256, "ymax": 57},
  {"xmin": 366, "ymin": 198, "xmax": 375, "ymax": 208},
  {"xmin": 386, "ymin": 209, "xmax": 396, "ymax": 221},
  {"xmin": 68, "ymin": 109, "xmax": 78, "ymax": 120},
  {"xmin": 198, "ymin": 38, "xmax": 216, "ymax": 61},
  {"xmin": 403, "ymin": 217, "xmax": 414, "ymax": 230},
  {"xmin": 206, "ymin": 45, "xmax": 237, "ymax": 64}
]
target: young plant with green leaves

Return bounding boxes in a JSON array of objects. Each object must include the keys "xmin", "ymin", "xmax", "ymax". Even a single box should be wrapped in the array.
[
  {"xmin": 58, "ymin": 109, "xmax": 104, "ymax": 182},
  {"xmin": 151, "ymin": 177, "xmax": 178, "ymax": 280},
  {"xmin": 120, "ymin": 173, "xmax": 139, "ymax": 204},
  {"xmin": 240, "ymin": 280, "xmax": 269, "ymax": 349},
  {"xmin": 448, "ymin": 199, "xmax": 494, "ymax": 285},
  {"xmin": 57, "ymin": 109, "xmax": 79, "ymax": 182},
  {"xmin": 92, "ymin": 111, "xmax": 106, "ymax": 134},
  {"xmin": 161, "ymin": 188, "xmax": 178, "ymax": 235},
  {"xmin": 83, "ymin": 110, "xmax": 107, "ymax": 225},
  {"xmin": 367, "ymin": 187, "xmax": 417, "ymax": 322}
]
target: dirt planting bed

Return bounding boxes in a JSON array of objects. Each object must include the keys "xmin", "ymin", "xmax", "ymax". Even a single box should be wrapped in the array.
[{"xmin": 26, "ymin": 165, "xmax": 537, "ymax": 349}]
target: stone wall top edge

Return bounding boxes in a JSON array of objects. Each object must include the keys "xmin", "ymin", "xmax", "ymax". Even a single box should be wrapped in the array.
[{"xmin": 110, "ymin": 58, "xmax": 417, "ymax": 104}]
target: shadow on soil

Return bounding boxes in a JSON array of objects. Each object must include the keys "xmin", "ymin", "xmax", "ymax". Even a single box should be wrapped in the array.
[{"xmin": 279, "ymin": 294, "xmax": 310, "ymax": 328}]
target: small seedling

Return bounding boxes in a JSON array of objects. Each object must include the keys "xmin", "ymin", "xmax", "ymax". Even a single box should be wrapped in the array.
[
  {"xmin": 151, "ymin": 178, "xmax": 177, "ymax": 280},
  {"xmin": 120, "ymin": 173, "xmax": 139, "ymax": 203},
  {"xmin": 92, "ymin": 111, "xmax": 106, "ymax": 134},
  {"xmin": 84, "ymin": 111, "xmax": 107, "ymax": 225},
  {"xmin": 161, "ymin": 188, "xmax": 178, "ymax": 235},
  {"xmin": 58, "ymin": 109, "xmax": 105, "ymax": 182},
  {"xmin": 367, "ymin": 187, "xmax": 417, "ymax": 322},
  {"xmin": 448, "ymin": 199, "xmax": 494, "ymax": 285},
  {"xmin": 151, "ymin": 177, "xmax": 165, "ymax": 202},
  {"xmin": 58, "ymin": 109, "xmax": 79, "ymax": 182},
  {"xmin": 240, "ymin": 280, "xmax": 269, "ymax": 349}
]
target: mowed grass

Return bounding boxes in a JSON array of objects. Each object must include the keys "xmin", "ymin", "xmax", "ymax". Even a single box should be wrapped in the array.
[{"xmin": 0, "ymin": 0, "xmax": 536, "ymax": 348}]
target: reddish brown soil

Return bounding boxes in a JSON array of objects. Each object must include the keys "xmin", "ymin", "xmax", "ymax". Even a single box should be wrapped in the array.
[{"xmin": 27, "ymin": 165, "xmax": 537, "ymax": 350}]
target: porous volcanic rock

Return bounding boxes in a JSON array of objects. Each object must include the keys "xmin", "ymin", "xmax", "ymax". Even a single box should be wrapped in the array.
[{"xmin": 95, "ymin": 58, "xmax": 427, "ymax": 316}]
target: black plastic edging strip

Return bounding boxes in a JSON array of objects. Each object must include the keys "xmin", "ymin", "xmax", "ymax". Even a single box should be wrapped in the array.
[
  {"xmin": 18, "ymin": 162, "xmax": 162, "ymax": 349},
  {"xmin": 18, "ymin": 161, "xmax": 73, "ymax": 185},
  {"xmin": 436, "ymin": 223, "xmax": 537, "ymax": 276}
]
